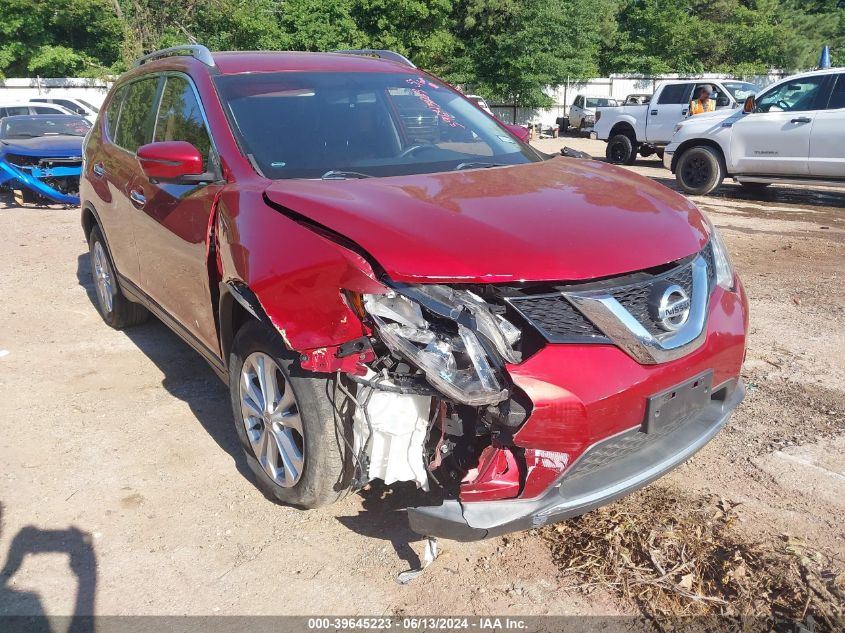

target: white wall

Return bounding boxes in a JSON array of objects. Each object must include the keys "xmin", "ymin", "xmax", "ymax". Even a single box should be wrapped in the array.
[
  {"xmin": 0, "ymin": 77, "xmax": 111, "ymax": 108},
  {"xmin": 491, "ymin": 72, "xmax": 789, "ymax": 126}
]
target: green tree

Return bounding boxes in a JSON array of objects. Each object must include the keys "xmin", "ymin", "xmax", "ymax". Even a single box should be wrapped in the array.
[
  {"xmin": 0, "ymin": 0, "xmax": 122, "ymax": 77},
  {"xmin": 453, "ymin": 0, "xmax": 619, "ymax": 106}
]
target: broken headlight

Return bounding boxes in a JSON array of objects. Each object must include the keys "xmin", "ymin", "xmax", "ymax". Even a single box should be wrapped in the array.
[{"xmin": 363, "ymin": 286, "xmax": 522, "ymax": 406}]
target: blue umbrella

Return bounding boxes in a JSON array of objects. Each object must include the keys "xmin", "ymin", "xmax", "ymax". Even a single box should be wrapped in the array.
[{"xmin": 818, "ymin": 45, "xmax": 831, "ymax": 69}]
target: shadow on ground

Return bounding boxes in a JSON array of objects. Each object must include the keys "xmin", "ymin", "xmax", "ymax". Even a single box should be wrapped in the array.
[
  {"xmin": 75, "ymin": 253, "xmax": 258, "ymax": 494},
  {"xmin": 0, "ymin": 503, "xmax": 97, "ymax": 632},
  {"xmin": 335, "ymin": 481, "xmax": 440, "ymax": 568}
]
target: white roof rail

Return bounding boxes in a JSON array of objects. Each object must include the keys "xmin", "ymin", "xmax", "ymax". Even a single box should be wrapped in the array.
[
  {"xmin": 332, "ymin": 49, "xmax": 416, "ymax": 68},
  {"xmin": 134, "ymin": 45, "xmax": 215, "ymax": 68}
]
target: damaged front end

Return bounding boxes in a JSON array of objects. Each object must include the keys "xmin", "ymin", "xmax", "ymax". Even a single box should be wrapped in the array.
[
  {"xmin": 0, "ymin": 149, "xmax": 82, "ymax": 205},
  {"xmin": 337, "ymin": 283, "xmax": 535, "ymax": 516}
]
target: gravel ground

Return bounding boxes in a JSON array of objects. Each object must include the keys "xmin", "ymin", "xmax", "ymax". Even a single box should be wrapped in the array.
[{"xmin": 0, "ymin": 136, "xmax": 842, "ymax": 619}]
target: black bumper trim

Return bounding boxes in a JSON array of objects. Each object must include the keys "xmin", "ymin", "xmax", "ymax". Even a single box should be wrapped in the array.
[{"xmin": 409, "ymin": 379, "xmax": 744, "ymax": 541}]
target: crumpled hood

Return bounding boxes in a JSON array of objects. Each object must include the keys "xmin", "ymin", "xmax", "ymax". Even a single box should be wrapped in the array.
[
  {"xmin": 0, "ymin": 135, "xmax": 84, "ymax": 157},
  {"xmin": 263, "ymin": 157, "xmax": 710, "ymax": 283}
]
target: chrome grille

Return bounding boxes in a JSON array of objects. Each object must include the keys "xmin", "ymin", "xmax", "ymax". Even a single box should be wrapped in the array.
[
  {"xmin": 507, "ymin": 295, "xmax": 605, "ymax": 342},
  {"xmin": 507, "ymin": 243, "xmax": 714, "ymax": 343}
]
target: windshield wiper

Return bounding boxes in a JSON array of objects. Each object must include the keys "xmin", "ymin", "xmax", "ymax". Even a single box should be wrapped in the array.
[
  {"xmin": 321, "ymin": 169, "xmax": 372, "ymax": 180},
  {"xmin": 453, "ymin": 161, "xmax": 506, "ymax": 171}
]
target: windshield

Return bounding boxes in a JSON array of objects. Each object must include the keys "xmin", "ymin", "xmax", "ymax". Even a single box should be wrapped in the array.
[
  {"xmin": 214, "ymin": 72, "xmax": 540, "ymax": 179},
  {"xmin": 722, "ymin": 82, "xmax": 757, "ymax": 102},
  {"xmin": 0, "ymin": 116, "xmax": 90, "ymax": 138},
  {"xmin": 77, "ymin": 99, "xmax": 99, "ymax": 113},
  {"xmin": 585, "ymin": 98, "xmax": 618, "ymax": 108}
]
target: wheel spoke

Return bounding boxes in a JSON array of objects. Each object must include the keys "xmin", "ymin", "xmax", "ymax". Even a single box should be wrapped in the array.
[
  {"xmin": 273, "ymin": 385, "xmax": 296, "ymax": 417},
  {"xmin": 264, "ymin": 428, "xmax": 280, "ymax": 475},
  {"xmin": 241, "ymin": 394, "xmax": 263, "ymax": 421},
  {"xmin": 279, "ymin": 410, "xmax": 303, "ymax": 434},
  {"xmin": 255, "ymin": 354, "xmax": 280, "ymax": 414},
  {"xmin": 274, "ymin": 427, "xmax": 304, "ymax": 486},
  {"xmin": 241, "ymin": 366, "xmax": 264, "ymax": 413}
]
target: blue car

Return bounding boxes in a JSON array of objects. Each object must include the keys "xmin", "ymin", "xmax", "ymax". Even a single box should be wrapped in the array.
[{"xmin": 0, "ymin": 115, "xmax": 91, "ymax": 205}]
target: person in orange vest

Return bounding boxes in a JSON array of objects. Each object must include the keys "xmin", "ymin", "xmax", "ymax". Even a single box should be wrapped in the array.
[{"xmin": 689, "ymin": 85, "xmax": 716, "ymax": 115}]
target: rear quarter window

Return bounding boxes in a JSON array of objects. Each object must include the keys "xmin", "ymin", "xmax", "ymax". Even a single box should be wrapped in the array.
[{"xmin": 657, "ymin": 84, "xmax": 693, "ymax": 105}]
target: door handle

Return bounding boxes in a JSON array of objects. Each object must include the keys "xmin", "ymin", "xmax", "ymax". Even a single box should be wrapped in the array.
[
  {"xmin": 129, "ymin": 189, "xmax": 146, "ymax": 208},
  {"xmin": 681, "ymin": 109, "xmax": 688, "ymax": 116},
  {"xmin": 790, "ymin": 117, "xmax": 811, "ymax": 124},
  {"xmin": 92, "ymin": 162, "xmax": 106, "ymax": 177},
  {"xmin": 650, "ymin": 109, "xmax": 658, "ymax": 115}
]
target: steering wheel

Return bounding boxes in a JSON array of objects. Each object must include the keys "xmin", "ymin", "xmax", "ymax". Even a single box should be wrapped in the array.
[
  {"xmin": 397, "ymin": 143, "xmax": 435, "ymax": 159},
  {"xmin": 776, "ymin": 99, "xmax": 791, "ymax": 111}
]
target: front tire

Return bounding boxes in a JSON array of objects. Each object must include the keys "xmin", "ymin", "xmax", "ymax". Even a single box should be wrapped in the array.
[
  {"xmin": 675, "ymin": 146, "xmax": 725, "ymax": 195},
  {"xmin": 229, "ymin": 320, "xmax": 352, "ymax": 508},
  {"xmin": 88, "ymin": 225, "xmax": 149, "ymax": 329},
  {"xmin": 606, "ymin": 134, "xmax": 637, "ymax": 165}
]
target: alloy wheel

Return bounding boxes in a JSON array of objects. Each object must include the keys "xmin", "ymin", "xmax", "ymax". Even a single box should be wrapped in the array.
[
  {"xmin": 681, "ymin": 155, "xmax": 711, "ymax": 188},
  {"xmin": 239, "ymin": 352, "xmax": 305, "ymax": 487},
  {"xmin": 93, "ymin": 241, "xmax": 114, "ymax": 314},
  {"xmin": 609, "ymin": 141, "xmax": 627, "ymax": 163}
]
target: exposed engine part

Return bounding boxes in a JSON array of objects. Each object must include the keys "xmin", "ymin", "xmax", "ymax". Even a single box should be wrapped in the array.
[
  {"xmin": 350, "ymin": 371, "xmax": 433, "ymax": 490},
  {"xmin": 346, "ymin": 371, "xmax": 437, "ymax": 396}
]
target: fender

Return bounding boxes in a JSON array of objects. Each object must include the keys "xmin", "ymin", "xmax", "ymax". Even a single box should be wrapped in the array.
[
  {"xmin": 596, "ymin": 110, "xmax": 639, "ymax": 141},
  {"xmin": 215, "ymin": 188, "xmax": 385, "ymax": 374}
]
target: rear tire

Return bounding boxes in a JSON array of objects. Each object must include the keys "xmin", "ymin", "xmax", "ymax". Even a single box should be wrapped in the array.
[
  {"xmin": 675, "ymin": 146, "xmax": 725, "ymax": 195},
  {"xmin": 606, "ymin": 134, "xmax": 636, "ymax": 165},
  {"xmin": 229, "ymin": 319, "xmax": 353, "ymax": 509},
  {"xmin": 88, "ymin": 226, "xmax": 149, "ymax": 329}
]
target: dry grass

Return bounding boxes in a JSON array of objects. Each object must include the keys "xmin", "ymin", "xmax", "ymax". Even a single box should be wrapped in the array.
[{"xmin": 541, "ymin": 487, "xmax": 844, "ymax": 632}]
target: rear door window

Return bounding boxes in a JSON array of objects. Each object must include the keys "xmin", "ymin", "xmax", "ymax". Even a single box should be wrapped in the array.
[
  {"xmin": 657, "ymin": 83, "xmax": 694, "ymax": 105},
  {"xmin": 153, "ymin": 75, "xmax": 212, "ymax": 170},
  {"xmin": 826, "ymin": 74, "xmax": 845, "ymax": 110},
  {"xmin": 113, "ymin": 77, "xmax": 159, "ymax": 153},
  {"xmin": 33, "ymin": 106, "xmax": 60, "ymax": 114}
]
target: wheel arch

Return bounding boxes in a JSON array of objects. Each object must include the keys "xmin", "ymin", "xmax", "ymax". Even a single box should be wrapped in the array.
[
  {"xmin": 671, "ymin": 138, "xmax": 728, "ymax": 174},
  {"xmin": 80, "ymin": 202, "xmax": 101, "ymax": 242},
  {"xmin": 608, "ymin": 121, "xmax": 637, "ymax": 142},
  {"xmin": 218, "ymin": 280, "xmax": 279, "ymax": 369}
]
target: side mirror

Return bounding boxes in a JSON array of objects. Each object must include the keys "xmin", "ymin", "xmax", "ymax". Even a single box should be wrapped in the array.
[
  {"xmin": 743, "ymin": 95, "xmax": 755, "ymax": 113},
  {"xmin": 137, "ymin": 141, "xmax": 206, "ymax": 183}
]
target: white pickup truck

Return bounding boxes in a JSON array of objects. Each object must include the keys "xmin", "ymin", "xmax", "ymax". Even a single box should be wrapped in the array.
[{"xmin": 594, "ymin": 79, "xmax": 757, "ymax": 164}]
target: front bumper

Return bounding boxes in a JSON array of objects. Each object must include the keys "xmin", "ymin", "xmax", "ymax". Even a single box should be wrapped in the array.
[
  {"xmin": 663, "ymin": 144, "xmax": 677, "ymax": 171},
  {"xmin": 0, "ymin": 157, "xmax": 81, "ymax": 205},
  {"xmin": 409, "ymin": 379, "xmax": 744, "ymax": 540}
]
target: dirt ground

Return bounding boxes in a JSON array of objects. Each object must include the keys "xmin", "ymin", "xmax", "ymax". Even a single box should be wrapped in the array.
[{"xmin": 0, "ymin": 136, "xmax": 842, "ymax": 621}]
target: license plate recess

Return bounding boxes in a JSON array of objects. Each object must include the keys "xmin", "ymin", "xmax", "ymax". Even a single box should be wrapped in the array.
[{"xmin": 643, "ymin": 370, "xmax": 713, "ymax": 434}]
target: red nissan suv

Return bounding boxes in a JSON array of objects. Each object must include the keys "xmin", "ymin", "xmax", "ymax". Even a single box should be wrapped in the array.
[{"xmin": 80, "ymin": 46, "xmax": 748, "ymax": 540}]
